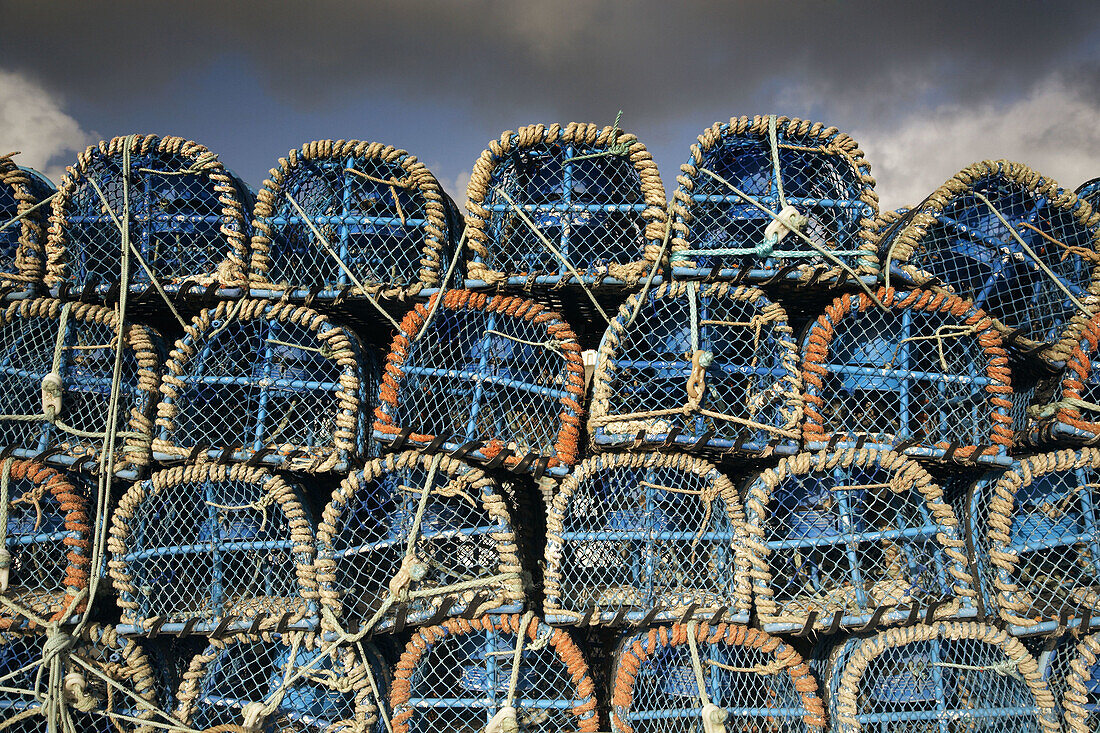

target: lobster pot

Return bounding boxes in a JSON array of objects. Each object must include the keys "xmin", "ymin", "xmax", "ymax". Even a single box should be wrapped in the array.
[
  {"xmin": 0, "ymin": 155, "xmax": 55, "ymax": 289},
  {"xmin": 744, "ymin": 449, "xmax": 976, "ymax": 633},
  {"xmin": 250, "ymin": 140, "xmax": 463, "ymax": 297},
  {"xmin": 374, "ymin": 290, "xmax": 584, "ymax": 477},
  {"xmin": 45, "ymin": 134, "xmax": 252, "ymax": 295},
  {"xmin": 802, "ymin": 288, "xmax": 1015, "ymax": 466},
  {"xmin": 878, "ymin": 160, "xmax": 1100, "ymax": 362},
  {"xmin": 391, "ymin": 614, "xmax": 599, "ymax": 733},
  {"xmin": 316, "ymin": 451, "xmax": 526, "ymax": 634},
  {"xmin": 0, "ymin": 461, "xmax": 90, "ymax": 628},
  {"xmin": 465, "ymin": 122, "xmax": 667, "ymax": 287},
  {"xmin": 154, "ymin": 299, "xmax": 376, "ymax": 472},
  {"xmin": 610, "ymin": 623, "xmax": 825, "ymax": 733},
  {"xmin": 0, "ymin": 298, "xmax": 162, "ymax": 477},
  {"xmin": 1029, "ymin": 314, "xmax": 1100, "ymax": 444},
  {"xmin": 143, "ymin": 636, "xmax": 206, "ymax": 715},
  {"xmin": 589, "ymin": 282, "xmax": 801, "ymax": 456},
  {"xmin": 544, "ymin": 452, "xmax": 751, "ymax": 626},
  {"xmin": 822, "ymin": 622, "xmax": 1058, "ymax": 733},
  {"xmin": 175, "ymin": 633, "xmax": 387, "ymax": 733},
  {"xmin": 968, "ymin": 448, "xmax": 1100, "ymax": 636},
  {"xmin": 0, "ymin": 625, "xmax": 160, "ymax": 733},
  {"xmin": 1079, "ymin": 178, "xmax": 1100, "ymax": 212},
  {"xmin": 1044, "ymin": 631, "xmax": 1100, "ymax": 733},
  {"xmin": 109, "ymin": 463, "xmax": 315, "ymax": 635},
  {"xmin": 669, "ymin": 115, "xmax": 879, "ymax": 284}
]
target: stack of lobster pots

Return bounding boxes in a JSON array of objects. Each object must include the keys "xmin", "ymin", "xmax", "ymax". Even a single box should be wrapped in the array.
[{"xmin": 2, "ymin": 120, "xmax": 1100, "ymax": 733}]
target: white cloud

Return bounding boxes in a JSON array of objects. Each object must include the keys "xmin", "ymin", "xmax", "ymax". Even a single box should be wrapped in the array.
[
  {"xmin": 851, "ymin": 76, "xmax": 1100, "ymax": 211},
  {"xmin": 450, "ymin": 170, "xmax": 471, "ymax": 202},
  {"xmin": 0, "ymin": 69, "xmax": 91, "ymax": 183}
]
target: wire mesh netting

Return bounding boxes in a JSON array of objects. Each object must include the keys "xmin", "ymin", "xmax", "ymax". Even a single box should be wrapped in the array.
[
  {"xmin": 142, "ymin": 636, "xmax": 207, "ymax": 717},
  {"xmin": 969, "ymin": 448, "xmax": 1100, "ymax": 636},
  {"xmin": 175, "ymin": 632, "xmax": 387, "ymax": 733},
  {"xmin": 391, "ymin": 614, "xmax": 599, "ymax": 733},
  {"xmin": 45, "ymin": 134, "xmax": 252, "ymax": 295},
  {"xmin": 1044, "ymin": 631, "xmax": 1100, "ymax": 733},
  {"xmin": 316, "ymin": 451, "xmax": 526, "ymax": 635},
  {"xmin": 374, "ymin": 290, "xmax": 585, "ymax": 477},
  {"xmin": 0, "ymin": 461, "xmax": 90, "ymax": 629},
  {"xmin": 0, "ymin": 156, "xmax": 55, "ymax": 289},
  {"xmin": 1078, "ymin": 178, "xmax": 1100, "ymax": 212},
  {"xmin": 610, "ymin": 622, "xmax": 825, "ymax": 733},
  {"xmin": 0, "ymin": 625, "xmax": 160, "ymax": 733},
  {"xmin": 822, "ymin": 622, "xmax": 1059, "ymax": 733},
  {"xmin": 108, "ymin": 463, "xmax": 316, "ymax": 635},
  {"xmin": 669, "ymin": 115, "xmax": 879, "ymax": 285},
  {"xmin": 802, "ymin": 288, "xmax": 1015, "ymax": 466},
  {"xmin": 544, "ymin": 452, "xmax": 751, "ymax": 626},
  {"xmin": 589, "ymin": 281, "xmax": 801, "ymax": 456},
  {"xmin": 878, "ymin": 160, "xmax": 1100, "ymax": 362},
  {"xmin": 464, "ymin": 122, "xmax": 667, "ymax": 287},
  {"xmin": 744, "ymin": 449, "xmax": 976, "ymax": 634},
  {"xmin": 250, "ymin": 139, "xmax": 463, "ymax": 297},
  {"xmin": 154, "ymin": 299, "xmax": 376, "ymax": 472},
  {"xmin": 0, "ymin": 298, "xmax": 162, "ymax": 477},
  {"xmin": 1028, "ymin": 314, "xmax": 1100, "ymax": 444}
]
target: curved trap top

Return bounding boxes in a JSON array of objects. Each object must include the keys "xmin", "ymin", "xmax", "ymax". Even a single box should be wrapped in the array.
[
  {"xmin": 0, "ymin": 155, "xmax": 55, "ymax": 290},
  {"xmin": 374, "ymin": 290, "xmax": 585, "ymax": 477},
  {"xmin": 0, "ymin": 625, "xmax": 160, "ymax": 733},
  {"xmin": 155, "ymin": 299, "xmax": 376, "ymax": 472},
  {"xmin": 823, "ymin": 622, "xmax": 1058, "ymax": 733},
  {"xmin": 878, "ymin": 160, "xmax": 1100, "ymax": 362},
  {"xmin": 1045, "ymin": 631, "xmax": 1100, "ymax": 733},
  {"xmin": 744, "ymin": 449, "xmax": 975, "ymax": 634},
  {"xmin": 589, "ymin": 281, "xmax": 801, "ymax": 456},
  {"xmin": 109, "ymin": 463, "xmax": 316, "ymax": 636},
  {"xmin": 544, "ymin": 451, "xmax": 751, "ymax": 626},
  {"xmin": 465, "ymin": 122, "xmax": 667, "ymax": 287},
  {"xmin": 0, "ymin": 460, "xmax": 90, "ymax": 629},
  {"xmin": 175, "ymin": 632, "xmax": 387, "ymax": 733},
  {"xmin": 971, "ymin": 448, "xmax": 1100, "ymax": 636},
  {"xmin": 391, "ymin": 613, "xmax": 599, "ymax": 733},
  {"xmin": 610, "ymin": 622, "xmax": 825, "ymax": 733},
  {"xmin": 802, "ymin": 288, "xmax": 1015, "ymax": 466},
  {"xmin": 316, "ymin": 451, "xmax": 525, "ymax": 635},
  {"xmin": 670, "ymin": 115, "xmax": 879, "ymax": 285},
  {"xmin": 1027, "ymin": 314, "xmax": 1100, "ymax": 445},
  {"xmin": 250, "ymin": 139, "xmax": 463, "ymax": 298},
  {"xmin": 0, "ymin": 298, "xmax": 162, "ymax": 478}
]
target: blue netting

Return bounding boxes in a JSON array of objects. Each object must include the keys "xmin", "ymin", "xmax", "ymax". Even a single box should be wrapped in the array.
[{"xmin": 0, "ymin": 161, "xmax": 54, "ymax": 287}]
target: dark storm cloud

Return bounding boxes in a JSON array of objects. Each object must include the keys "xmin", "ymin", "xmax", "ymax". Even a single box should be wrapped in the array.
[{"xmin": 2, "ymin": 0, "xmax": 1096, "ymax": 127}]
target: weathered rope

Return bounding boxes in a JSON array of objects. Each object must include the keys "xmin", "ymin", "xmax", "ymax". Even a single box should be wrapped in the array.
[{"xmin": 0, "ymin": 192, "xmax": 58, "ymax": 236}]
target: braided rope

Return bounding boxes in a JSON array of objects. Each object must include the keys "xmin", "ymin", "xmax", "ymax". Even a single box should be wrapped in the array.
[
  {"xmin": 464, "ymin": 122, "xmax": 668, "ymax": 286},
  {"xmin": 1060, "ymin": 631, "xmax": 1100, "ymax": 733},
  {"xmin": 107, "ymin": 463, "xmax": 317, "ymax": 634},
  {"xmin": 154, "ymin": 298, "xmax": 368, "ymax": 472},
  {"xmin": 1040, "ymin": 314, "xmax": 1100, "ymax": 440},
  {"xmin": 250, "ymin": 139, "xmax": 456, "ymax": 296},
  {"xmin": 0, "ymin": 154, "xmax": 54, "ymax": 287},
  {"xmin": 45, "ymin": 134, "xmax": 250, "ymax": 291},
  {"xmin": 830, "ymin": 622, "xmax": 1058, "ymax": 733},
  {"xmin": 879, "ymin": 159, "xmax": 1100, "ymax": 362},
  {"xmin": 670, "ymin": 115, "xmax": 879, "ymax": 284},
  {"xmin": 544, "ymin": 451, "xmax": 753, "ymax": 623},
  {"xmin": 611, "ymin": 622, "xmax": 825, "ymax": 733},
  {"xmin": 390, "ymin": 614, "xmax": 599, "ymax": 733},
  {"xmin": 374, "ymin": 289, "xmax": 586, "ymax": 472},
  {"xmin": 316, "ymin": 450, "xmax": 525, "ymax": 633},
  {"xmin": 801, "ymin": 287, "xmax": 1014, "ymax": 462},
  {"xmin": 743, "ymin": 448, "xmax": 975, "ymax": 630}
]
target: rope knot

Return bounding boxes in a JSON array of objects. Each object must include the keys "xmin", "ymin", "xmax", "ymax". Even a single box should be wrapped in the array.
[
  {"xmin": 763, "ymin": 204, "xmax": 808, "ymax": 245},
  {"xmin": 685, "ymin": 350, "xmax": 712, "ymax": 413},
  {"xmin": 63, "ymin": 670, "xmax": 100, "ymax": 713}
]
